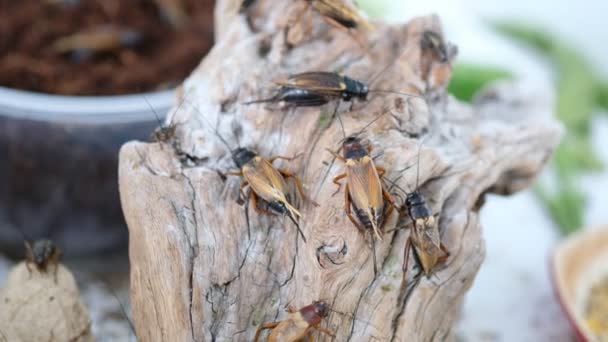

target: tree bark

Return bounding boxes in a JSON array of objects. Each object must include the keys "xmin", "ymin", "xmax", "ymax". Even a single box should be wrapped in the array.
[{"xmin": 118, "ymin": 1, "xmax": 561, "ymax": 341}]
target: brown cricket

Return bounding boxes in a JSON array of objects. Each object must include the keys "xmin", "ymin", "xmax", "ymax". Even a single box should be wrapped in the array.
[
  {"xmin": 328, "ymin": 134, "xmax": 396, "ymax": 274},
  {"xmin": 386, "ymin": 147, "xmax": 450, "ymax": 288},
  {"xmin": 227, "ymin": 147, "xmax": 312, "ymax": 242},
  {"xmin": 254, "ymin": 301, "xmax": 335, "ymax": 342}
]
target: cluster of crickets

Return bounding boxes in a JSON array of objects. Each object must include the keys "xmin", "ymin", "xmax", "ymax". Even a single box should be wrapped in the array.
[
  {"xmin": 159, "ymin": 1, "xmax": 452, "ymax": 340},
  {"xmin": 13, "ymin": 1, "xmax": 452, "ymax": 341}
]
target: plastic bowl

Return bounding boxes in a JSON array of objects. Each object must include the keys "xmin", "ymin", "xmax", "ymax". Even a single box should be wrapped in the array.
[
  {"xmin": 0, "ymin": 86, "xmax": 174, "ymax": 257},
  {"xmin": 552, "ymin": 225, "xmax": 608, "ymax": 341}
]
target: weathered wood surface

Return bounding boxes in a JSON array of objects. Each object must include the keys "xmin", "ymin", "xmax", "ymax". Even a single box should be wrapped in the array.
[{"xmin": 118, "ymin": 0, "xmax": 561, "ymax": 341}]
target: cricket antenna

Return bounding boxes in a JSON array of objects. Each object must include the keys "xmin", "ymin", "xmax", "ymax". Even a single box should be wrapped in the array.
[
  {"xmin": 185, "ymin": 99, "xmax": 237, "ymax": 153},
  {"xmin": 367, "ymin": 89, "xmax": 424, "ymax": 101},
  {"xmin": 10, "ymin": 225, "xmax": 37, "ymax": 258},
  {"xmin": 287, "ymin": 213, "xmax": 307, "ymax": 243},
  {"xmin": 335, "ymin": 102, "xmax": 346, "ymax": 141},
  {"xmin": 384, "ymin": 175, "xmax": 408, "ymax": 197},
  {"xmin": 413, "ymin": 133, "xmax": 432, "ymax": 190},
  {"xmin": 366, "ymin": 38, "xmax": 411, "ymax": 87},
  {"xmin": 384, "ymin": 135, "xmax": 429, "ymax": 196},
  {"xmin": 142, "ymin": 95, "xmax": 165, "ymax": 128},
  {"xmin": 350, "ymin": 110, "xmax": 390, "ymax": 141},
  {"xmin": 143, "ymin": 92, "xmax": 188, "ymax": 143}
]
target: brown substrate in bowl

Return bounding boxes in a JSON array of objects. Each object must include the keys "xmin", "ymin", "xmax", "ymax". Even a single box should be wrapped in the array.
[{"xmin": 0, "ymin": 0, "xmax": 214, "ymax": 95}]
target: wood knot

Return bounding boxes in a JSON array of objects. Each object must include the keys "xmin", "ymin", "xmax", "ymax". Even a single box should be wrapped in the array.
[{"xmin": 316, "ymin": 239, "xmax": 348, "ymax": 268}]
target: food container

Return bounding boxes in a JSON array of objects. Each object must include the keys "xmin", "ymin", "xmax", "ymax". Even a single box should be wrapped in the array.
[
  {"xmin": 552, "ymin": 226, "xmax": 608, "ymax": 341},
  {"xmin": 0, "ymin": 86, "xmax": 173, "ymax": 257}
]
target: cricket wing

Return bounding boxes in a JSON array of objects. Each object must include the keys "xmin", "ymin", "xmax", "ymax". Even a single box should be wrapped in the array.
[
  {"xmin": 412, "ymin": 218, "xmax": 443, "ymax": 274},
  {"xmin": 243, "ymin": 158, "xmax": 302, "ymax": 218},
  {"xmin": 275, "ymin": 72, "xmax": 346, "ymax": 95},
  {"xmin": 312, "ymin": 0, "xmax": 373, "ymax": 30},
  {"xmin": 419, "ymin": 216, "xmax": 441, "ymax": 249},
  {"xmin": 346, "ymin": 158, "xmax": 383, "ymax": 212},
  {"xmin": 243, "ymin": 159, "xmax": 287, "ymax": 202},
  {"xmin": 346, "ymin": 158, "xmax": 384, "ymax": 239},
  {"xmin": 268, "ymin": 316, "xmax": 308, "ymax": 342}
]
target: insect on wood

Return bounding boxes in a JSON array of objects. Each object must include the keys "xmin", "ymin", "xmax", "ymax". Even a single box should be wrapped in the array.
[
  {"xmin": 244, "ymin": 72, "xmax": 368, "ymax": 107},
  {"xmin": 254, "ymin": 301, "xmax": 335, "ymax": 342},
  {"xmin": 187, "ymin": 102, "xmax": 316, "ymax": 242},
  {"xmin": 244, "ymin": 9, "xmax": 431, "ymax": 110},
  {"xmin": 291, "ymin": 0, "xmax": 373, "ymax": 48},
  {"xmin": 420, "ymin": 29, "xmax": 450, "ymax": 63},
  {"xmin": 385, "ymin": 143, "xmax": 450, "ymax": 289},
  {"xmin": 227, "ymin": 147, "xmax": 312, "ymax": 242},
  {"xmin": 142, "ymin": 96, "xmax": 182, "ymax": 144},
  {"xmin": 306, "ymin": 0, "xmax": 373, "ymax": 32},
  {"xmin": 243, "ymin": 71, "xmax": 422, "ymax": 114},
  {"xmin": 327, "ymin": 114, "xmax": 397, "ymax": 274}
]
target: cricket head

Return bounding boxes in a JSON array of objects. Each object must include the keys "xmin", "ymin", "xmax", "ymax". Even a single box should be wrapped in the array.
[
  {"xmin": 342, "ymin": 136, "xmax": 368, "ymax": 160},
  {"xmin": 232, "ymin": 147, "xmax": 257, "ymax": 168}
]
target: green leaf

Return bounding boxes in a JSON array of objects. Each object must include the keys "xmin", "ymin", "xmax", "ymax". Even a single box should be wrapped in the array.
[
  {"xmin": 494, "ymin": 22, "xmax": 596, "ymax": 135},
  {"xmin": 494, "ymin": 22, "xmax": 603, "ymax": 235},
  {"xmin": 536, "ymin": 182, "xmax": 586, "ymax": 235},
  {"xmin": 448, "ymin": 63, "xmax": 512, "ymax": 102},
  {"xmin": 553, "ymin": 135, "xmax": 603, "ymax": 180},
  {"xmin": 553, "ymin": 45, "xmax": 596, "ymax": 135},
  {"xmin": 596, "ymin": 83, "xmax": 608, "ymax": 111},
  {"xmin": 492, "ymin": 22, "xmax": 555, "ymax": 52}
]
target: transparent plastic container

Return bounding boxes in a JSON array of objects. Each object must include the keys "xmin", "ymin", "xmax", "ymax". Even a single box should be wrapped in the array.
[{"xmin": 0, "ymin": 87, "xmax": 174, "ymax": 257}]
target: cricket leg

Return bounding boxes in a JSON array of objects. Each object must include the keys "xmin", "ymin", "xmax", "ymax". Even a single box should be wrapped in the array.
[
  {"xmin": 251, "ymin": 192, "xmax": 273, "ymax": 215},
  {"xmin": 280, "ymin": 170, "xmax": 319, "ymax": 206},
  {"xmin": 344, "ymin": 185, "xmax": 365, "ymax": 233},
  {"xmin": 269, "ymin": 154, "xmax": 302, "ymax": 164},
  {"xmin": 376, "ymin": 166, "xmax": 386, "ymax": 177},
  {"xmin": 237, "ymin": 181, "xmax": 250, "ymax": 205},
  {"xmin": 315, "ymin": 326, "xmax": 336, "ymax": 338},
  {"xmin": 382, "ymin": 187, "xmax": 397, "ymax": 209},
  {"xmin": 226, "ymin": 170, "xmax": 243, "ymax": 177},
  {"xmin": 384, "ymin": 202, "xmax": 395, "ymax": 223},
  {"xmin": 254, "ymin": 322, "xmax": 280, "ymax": 342},
  {"xmin": 307, "ymin": 331, "xmax": 315, "ymax": 342},
  {"xmin": 438, "ymin": 241, "xmax": 450, "ymax": 264},
  {"xmin": 325, "ymin": 148, "xmax": 346, "ymax": 162},
  {"xmin": 286, "ymin": 305, "xmax": 297, "ymax": 313},
  {"xmin": 331, "ymin": 173, "xmax": 346, "ymax": 196}
]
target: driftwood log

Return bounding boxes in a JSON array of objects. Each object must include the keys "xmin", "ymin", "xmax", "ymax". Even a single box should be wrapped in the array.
[{"xmin": 118, "ymin": 0, "xmax": 561, "ymax": 341}]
